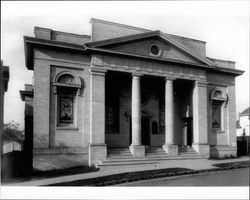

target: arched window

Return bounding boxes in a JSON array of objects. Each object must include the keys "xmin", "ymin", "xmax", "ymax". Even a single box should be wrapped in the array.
[
  {"xmin": 210, "ymin": 88, "xmax": 228, "ymax": 129},
  {"xmin": 53, "ymin": 72, "xmax": 83, "ymax": 127}
]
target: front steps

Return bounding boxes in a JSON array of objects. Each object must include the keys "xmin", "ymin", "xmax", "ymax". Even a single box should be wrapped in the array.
[
  {"xmin": 179, "ymin": 146, "xmax": 199, "ymax": 156},
  {"xmin": 96, "ymin": 147, "xmax": 205, "ymax": 167}
]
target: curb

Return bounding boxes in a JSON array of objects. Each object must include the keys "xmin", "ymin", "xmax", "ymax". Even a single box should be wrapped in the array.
[{"xmin": 47, "ymin": 162, "xmax": 249, "ymax": 186}]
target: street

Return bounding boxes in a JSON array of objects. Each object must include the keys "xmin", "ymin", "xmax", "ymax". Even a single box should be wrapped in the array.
[{"xmin": 118, "ymin": 167, "xmax": 250, "ymax": 186}]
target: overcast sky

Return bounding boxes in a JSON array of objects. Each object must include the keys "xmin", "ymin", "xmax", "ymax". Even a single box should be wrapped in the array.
[{"xmin": 1, "ymin": 1, "xmax": 249, "ymax": 130}]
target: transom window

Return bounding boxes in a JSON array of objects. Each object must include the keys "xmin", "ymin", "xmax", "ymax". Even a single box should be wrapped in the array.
[{"xmin": 58, "ymin": 74, "xmax": 76, "ymax": 84}]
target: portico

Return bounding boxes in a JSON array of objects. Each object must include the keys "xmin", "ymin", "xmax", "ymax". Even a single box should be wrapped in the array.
[{"xmin": 99, "ymin": 67, "xmax": 209, "ymax": 160}]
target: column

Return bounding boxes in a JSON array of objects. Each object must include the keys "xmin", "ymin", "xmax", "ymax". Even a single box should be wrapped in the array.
[
  {"xmin": 89, "ymin": 67, "xmax": 107, "ymax": 166},
  {"xmin": 129, "ymin": 73, "xmax": 145, "ymax": 157},
  {"xmin": 192, "ymin": 80, "xmax": 210, "ymax": 158},
  {"xmin": 163, "ymin": 78, "xmax": 178, "ymax": 155}
]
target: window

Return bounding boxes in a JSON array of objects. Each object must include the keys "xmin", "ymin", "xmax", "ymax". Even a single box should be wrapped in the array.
[
  {"xmin": 53, "ymin": 72, "xmax": 83, "ymax": 128},
  {"xmin": 58, "ymin": 89, "xmax": 75, "ymax": 125},
  {"xmin": 210, "ymin": 88, "xmax": 228, "ymax": 130},
  {"xmin": 212, "ymin": 101, "xmax": 222, "ymax": 128},
  {"xmin": 150, "ymin": 44, "xmax": 161, "ymax": 57}
]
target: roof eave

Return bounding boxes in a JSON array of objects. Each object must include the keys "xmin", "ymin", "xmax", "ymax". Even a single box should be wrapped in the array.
[
  {"xmin": 24, "ymin": 36, "xmax": 86, "ymax": 70},
  {"xmin": 210, "ymin": 66, "xmax": 244, "ymax": 77},
  {"xmin": 20, "ymin": 90, "xmax": 33, "ymax": 101}
]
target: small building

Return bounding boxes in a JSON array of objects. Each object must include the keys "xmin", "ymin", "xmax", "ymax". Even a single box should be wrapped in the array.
[
  {"xmin": 21, "ymin": 19, "xmax": 244, "ymax": 171},
  {"xmin": 236, "ymin": 107, "xmax": 250, "ymax": 137}
]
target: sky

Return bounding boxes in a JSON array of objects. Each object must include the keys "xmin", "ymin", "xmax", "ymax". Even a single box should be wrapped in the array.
[{"xmin": 1, "ymin": 1, "xmax": 249, "ymax": 130}]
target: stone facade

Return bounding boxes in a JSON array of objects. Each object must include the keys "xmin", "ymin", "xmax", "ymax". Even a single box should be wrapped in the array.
[{"xmin": 21, "ymin": 18, "xmax": 244, "ymax": 170}]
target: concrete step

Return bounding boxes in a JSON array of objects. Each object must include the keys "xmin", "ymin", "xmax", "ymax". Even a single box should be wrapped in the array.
[
  {"xmin": 107, "ymin": 148, "xmax": 132, "ymax": 157},
  {"xmin": 100, "ymin": 154, "xmax": 205, "ymax": 164},
  {"xmin": 107, "ymin": 149, "xmax": 131, "ymax": 153},
  {"xmin": 146, "ymin": 150, "xmax": 166, "ymax": 153},
  {"xmin": 179, "ymin": 147, "xmax": 197, "ymax": 153},
  {"xmin": 107, "ymin": 154, "xmax": 133, "ymax": 158},
  {"xmin": 146, "ymin": 153, "xmax": 167, "ymax": 156},
  {"xmin": 97, "ymin": 156, "xmax": 206, "ymax": 167},
  {"xmin": 179, "ymin": 150, "xmax": 197, "ymax": 154},
  {"xmin": 97, "ymin": 160, "xmax": 160, "ymax": 166}
]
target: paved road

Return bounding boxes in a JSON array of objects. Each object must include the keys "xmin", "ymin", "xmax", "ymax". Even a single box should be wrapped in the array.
[{"xmin": 118, "ymin": 167, "xmax": 250, "ymax": 186}]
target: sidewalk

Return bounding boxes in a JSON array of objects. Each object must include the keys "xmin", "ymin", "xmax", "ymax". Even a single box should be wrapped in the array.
[{"xmin": 4, "ymin": 156, "xmax": 249, "ymax": 186}]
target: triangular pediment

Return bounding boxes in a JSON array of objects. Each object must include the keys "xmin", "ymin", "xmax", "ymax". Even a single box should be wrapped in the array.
[{"xmin": 85, "ymin": 31, "xmax": 215, "ymax": 66}]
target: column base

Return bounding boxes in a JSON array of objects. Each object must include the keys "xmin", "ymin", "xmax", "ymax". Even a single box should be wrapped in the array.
[
  {"xmin": 192, "ymin": 144, "xmax": 210, "ymax": 158},
  {"xmin": 163, "ymin": 144, "xmax": 178, "ymax": 156},
  {"xmin": 89, "ymin": 144, "xmax": 107, "ymax": 166},
  {"xmin": 129, "ymin": 145, "xmax": 145, "ymax": 157}
]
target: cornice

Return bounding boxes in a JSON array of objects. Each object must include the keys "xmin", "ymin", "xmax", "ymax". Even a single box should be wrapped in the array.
[{"xmin": 24, "ymin": 36, "xmax": 244, "ymax": 77}]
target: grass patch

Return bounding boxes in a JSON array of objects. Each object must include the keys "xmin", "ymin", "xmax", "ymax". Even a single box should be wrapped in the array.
[{"xmin": 48, "ymin": 168, "xmax": 193, "ymax": 186}]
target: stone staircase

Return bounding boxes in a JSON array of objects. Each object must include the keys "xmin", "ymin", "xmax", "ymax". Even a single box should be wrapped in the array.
[
  {"xmin": 96, "ymin": 146, "xmax": 204, "ymax": 167},
  {"xmin": 178, "ymin": 146, "xmax": 198, "ymax": 156}
]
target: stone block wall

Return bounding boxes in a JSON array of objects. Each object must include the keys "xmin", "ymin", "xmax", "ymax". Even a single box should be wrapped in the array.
[
  {"xmin": 32, "ymin": 48, "xmax": 91, "ymax": 170},
  {"xmin": 207, "ymin": 72, "xmax": 237, "ymax": 158}
]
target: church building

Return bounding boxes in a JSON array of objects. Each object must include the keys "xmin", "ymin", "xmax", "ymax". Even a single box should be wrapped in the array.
[{"xmin": 20, "ymin": 19, "xmax": 244, "ymax": 171}]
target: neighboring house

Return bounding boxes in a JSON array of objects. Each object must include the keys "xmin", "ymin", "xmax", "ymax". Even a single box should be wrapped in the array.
[
  {"xmin": 237, "ymin": 107, "xmax": 250, "ymax": 137},
  {"xmin": 21, "ymin": 18, "xmax": 244, "ymax": 171}
]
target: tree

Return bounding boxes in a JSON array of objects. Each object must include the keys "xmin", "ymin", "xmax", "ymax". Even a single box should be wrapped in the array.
[{"xmin": 2, "ymin": 121, "xmax": 24, "ymax": 142}]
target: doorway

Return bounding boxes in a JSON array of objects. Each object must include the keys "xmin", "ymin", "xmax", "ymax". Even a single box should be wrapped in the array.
[
  {"xmin": 129, "ymin": 117, "xmax": 151, "ymax": 146},
  {"xmin": 142, "ymin": 117, "xmax": 150, "ymax": 146},
  {"xmin": 183, "ymin": 117, "xmax": 193, "ymax": 146}
]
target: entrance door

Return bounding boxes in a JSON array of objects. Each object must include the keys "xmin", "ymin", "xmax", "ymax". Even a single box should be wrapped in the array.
[
  {"xmin": 129, "ymin": 117, "xmax": 150, "ymax": 146},
  {"xmin": 186, "ymin": 117, "xmax": 193, "ymax": 146},
  {"xmin": 142, "ymin": 117, "xmax": 150, "ymax": 146}
]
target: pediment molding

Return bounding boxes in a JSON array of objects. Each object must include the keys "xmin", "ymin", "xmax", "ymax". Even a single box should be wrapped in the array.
[{"xmin": 85, "ymin": 31, "xmax": 215, "ymax": 67}]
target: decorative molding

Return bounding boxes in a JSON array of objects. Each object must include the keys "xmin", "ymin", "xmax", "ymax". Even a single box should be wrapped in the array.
[
  {"xmin": 52, "ymin": 71, "xmax": 83, "ymax": 96},
  {"xmin": 165, "ymin": 76, "xmax": 176, "ymax": 81},
  {"xmin": 210, "ymin": 87, "xmax": 228, "ymax": 107},
  {"xmin": 89, "ymin": 67, "xmax": 107, "ymax": 76},
  {"xmin": 196, "ymin": 80, "xmax": 208, "ymax": 87},
  {"xmin": 132, "ymin": 72, "xmax": 143, "ymax": 77},
  {"xmin": 36, "ymin": 57, "xmax": 90, "ymax": 68}
]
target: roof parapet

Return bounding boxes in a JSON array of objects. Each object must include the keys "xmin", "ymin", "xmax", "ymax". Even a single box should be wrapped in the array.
[{"xmin": 34, "ymin": 27, "xmax": 91, "ymax": 45}]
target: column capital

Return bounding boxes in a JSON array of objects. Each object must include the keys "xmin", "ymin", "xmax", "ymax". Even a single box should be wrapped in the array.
[
  {"xmin": 132, "ymin": 72, "xmax": 143, "ymax": 77},
  {"xmin": 90, "ymin": 67, "xmax": 107, "ymax": 76},
  {"xmin": 165, "ymin": 76, "xmax": 176, "ymax": 81},
  {"xmin": 196, "ymin": 80, "xmax": 208, "ymax": 87}
]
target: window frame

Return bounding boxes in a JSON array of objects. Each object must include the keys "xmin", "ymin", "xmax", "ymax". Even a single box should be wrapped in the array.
[
  {"xmin": 52, "ymin": 72, "xmax": 83, "ymax": 129},
  {"xmin": 210, "ymin": 88, "xmax": 228, "ymax": 132}
]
